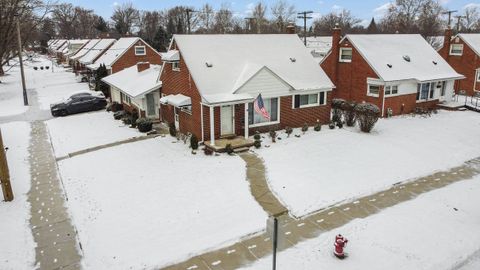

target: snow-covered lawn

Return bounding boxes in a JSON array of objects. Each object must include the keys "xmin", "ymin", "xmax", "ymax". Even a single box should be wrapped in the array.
[
  {"xmin": 242, "ymin": 177, "xmax": 480, "ymax": 270},
  {"xmin": 0, "ymin": 122, "xmax": 35, "ymax": 269},
  {"xmin": 57, "ymin": 136, "xmax": 266, "ymax": 269},
  {"xmin": 0, "ymin": 64, "xmax": 29, "ymax": 117},
  {"xmin": 254, "ymin": 111, "xmax": 480, "ymax": 217},
  {"xmin": 46, "ymin": 111, "xmax": 143, "ymax": 158}
]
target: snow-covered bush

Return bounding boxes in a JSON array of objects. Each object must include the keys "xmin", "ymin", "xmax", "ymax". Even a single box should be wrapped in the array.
[
  {"xmin": 341, "ymin": 101, "xmax": 357, "ymax": 127},
  {"xmin": 336, "ymin": 121, "xmax": 343, "ymax": 129},
  {"xmin": 269, "ymin": 130, "xmax": 277, "ymax": 143},
  {"xmin": 253, "ymin": 140, "xmax": 261, "ymax": 148},
  {"xmin": 136, "ymin": 118, "xmax": 153, "ymax": 133},
  {"xmin": 354, "ymin": 103, "xmax": 380, "ymax": 133},
  {"xmin": 329, "ymin": 122, "xmax": 335, "ymax": 129},
  {"xmin": 302, "ymin": 123, "xmax": 309, "ymax": 134},
  {"xmin": 225, "ymin": 144, "xmax": 234, "ymax": 154},
  {"xmin": 285, "ymin": 126, "xmax": 293, "ymax": 137},
  {"xmin": 254, "ymin": 131, "xmax": 261, "ymax": 141},
  {"xmin": 203, "ymin": 147, "xmax": 213, "ymax": 155},
  {"xmin": 331, "ymin": 98, "xmax": 346, "ymax": 123},
  {"xmin": 314, "ymin": 122, "xmax": 321, "ymax": 131},
  {"xmin": 190, "ymin": 134, "xmax": 199, "ymax": 150}
]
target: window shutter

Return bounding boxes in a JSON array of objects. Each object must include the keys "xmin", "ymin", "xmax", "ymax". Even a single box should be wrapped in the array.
[{"xmin": 294, "ymin": 95, "xmax": 300, "ymax": 108}]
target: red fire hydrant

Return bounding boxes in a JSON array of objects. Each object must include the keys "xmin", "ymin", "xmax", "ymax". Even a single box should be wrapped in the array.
[{"xmin": 334, "ymin": 234, "xmax": 348, "ymax": 259}]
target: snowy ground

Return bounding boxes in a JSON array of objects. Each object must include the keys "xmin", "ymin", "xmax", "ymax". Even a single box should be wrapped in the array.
[
  {"xmin": 46, "ymin": 111, "xmax": 143, "ymax": 158},
  {"xmin": 253, "ymin": 111, "xmax": 480, "ymax": 217},
  {"xmin": 57, "ymin": 136, "xmax": 266, "ymax": 269},
  {"xmin": 241, "ymin": 177, "xmax": 480, "ymax": 270},
  {"xmin": 0, "ymin": 122, "xmax": 35, "ymax": 270}
]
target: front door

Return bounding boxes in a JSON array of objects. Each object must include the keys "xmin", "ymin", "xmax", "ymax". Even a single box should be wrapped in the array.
[
  {"xmin": 146, "ymin": 93, "xmax": 157, "ymax": 118},
  {"xmin": 220, "ymin": 105, "xmax": 234, "ymax": 136}
]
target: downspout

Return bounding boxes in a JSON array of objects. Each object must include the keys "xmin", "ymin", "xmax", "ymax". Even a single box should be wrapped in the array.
[
  {"xmin": 474, "ymin": 69, "xmax": 478, "ymax": 94},
  {"xmin": 381, "ymin": 87, "xmax": 386, "ymax": 117},
  {"xmin": 200, "ymin": 102, "xmax": 204, "ymax": 143}
]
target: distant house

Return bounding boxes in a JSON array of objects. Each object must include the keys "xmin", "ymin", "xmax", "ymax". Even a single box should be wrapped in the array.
[
  {"xmin": 86, "ymin": 37, "xmax": 162, "ymax": 75},
  {"xmin": 159, "ymin": 34, "xmax": 334, "ymax": 145},
  {"xmin": 49, "ymin": 39, "xmax": 67, "ymax": 55},
  {"xmin": 69, "ymin": 39, "xmax": 101, "ymax": 71},
  {"xmin": 439, "ymin": 30, "xmax": 480, "ymax": 96},
  {"xmin": 320, "ymin": 27, "xmax": 463, "ymax": 117},
  {"xmin": 102, "ymin": 62, "xmax": 162, "ymax": 119},
  {"xmin": 78, "ymin": 39, "xmax": 116, "ymax": 70},
  {"xmin": 305, "ymin": 36, "xmax": 332, "ymax": 62},
  {"xmin": 61, "ymin": 40, "xmax": 89, "ymax": 63}
]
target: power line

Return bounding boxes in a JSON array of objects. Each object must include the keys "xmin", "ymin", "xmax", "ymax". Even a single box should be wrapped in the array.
[
  {"xmin": 442, "ymin": 10, "xmax": 457, "ymax": 28},
  {"xmin": 297, "ymin": 11, "xmax": 313, "ymax": 46}
]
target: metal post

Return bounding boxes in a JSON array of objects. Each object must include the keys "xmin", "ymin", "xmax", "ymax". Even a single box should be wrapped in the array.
[
  {"xmin": 244, "ymin": 103, "xmax": 249, "ymax": 139},
  {"xmin": 16, "ymin": 20, "xmax": 28, "ymax": 106},
  {"xmin": 297, "ymin": 11, "xmax": 313, "ymax": 46},
  {"xmin": 272, "ymin": 217, "xmax": 278, "ymax": 270}
]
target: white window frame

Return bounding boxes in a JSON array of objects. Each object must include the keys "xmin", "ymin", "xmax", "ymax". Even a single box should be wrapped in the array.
[
  {"xmin": 172, "ymin": 61, "xmax": 180, "ymax": 71},
  {"xmin": 367, "ymin": 84, "xmax": 381, "ymax": 97},
  {"xmin": 384, "ymin": 85, "xmax": 399, "ymax": 96},
  {"xmin": 449, "ymin": 44, "xmax": 463, "ymax": 56},
  {"xmin": 248, "ymin": 97, "xmax": 281, "ymax": 128},
  {"xmin": 292, "ymin": 92, "xmax": 327, "ymax": 109},
  {"xmin": 416, "ymin": 82, "xmax": 436, "ymax": 102},
  {"xmin": 339, "ymin": 47, "xmax": 353, "ymax": 62},
  {"xmin": 134, "ymin": 46, "xmax": 146, "ymax": 56},
  {"xmin": 122, "ymin": 93, "xmax": 131, "ymax": 104}
]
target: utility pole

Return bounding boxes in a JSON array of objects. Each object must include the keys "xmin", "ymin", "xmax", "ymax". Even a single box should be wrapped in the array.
[
  {"xmin": 454, "ymin": 15, "xmax": 466, "ymax": 33},
  {"xmin": 245, "ymin": 17, "xmax": 256, "ymax": 33},
  {"xmin": 297, "ymin": 11, "xmax": 313, "ymax": 46},
  {"xmin": 0, "ymin": 129, "xmax": 13, "ymax": 202},
  {"xmin": 442, "ymin": 10, "xmax": 457, "ymax": 28},
  {"xmin": 186, "ymin": 8, "xmax": 197, "ymax": 34},
  {"xmin": 16, "ymin": 19, "xmax": 28, "ymax": 106}
]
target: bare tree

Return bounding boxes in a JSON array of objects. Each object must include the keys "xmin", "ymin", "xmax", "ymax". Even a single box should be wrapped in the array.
[
  {"xmin": 313, "ymin": 9, "xmax": 362, "ymax": 35},
  {"xmin": 52, "ymin": 3, "xmax": 78, "ymax": 38},
  {"xmin": 111, "ymin": 2, "xmax": 140, "ymax": 35},
  {"xmin": 197, "ymin": 4, "xmax": 215, "ymax": 33},
  {"xmin": 213, "ymin": 5, "xmax": 233, "ymax": 34},
  {"xmin": 75, "ymin": 7, "xmax": 99, "ymax": 38},
  {"xmin": 462, "ymin": 6, "xmax": 480, "ymax": 32},
  {"xmin": 271, "ymin": 0, "xmax": 296, "ymax": 33},
  {"xmin": 139, "ymin": 11, "xmax": 162, "ymax": 42},
  {"xmin": 251, "ymin": 2, "xmax": 268, "ymax": 33}
]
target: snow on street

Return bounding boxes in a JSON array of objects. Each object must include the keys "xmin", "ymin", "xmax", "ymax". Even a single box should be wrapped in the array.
[
  {"xmin": 254, "ymin": 111, "xmax": 480, "ymax": 217},
  {"xmin": 241, "ymin": 176, "xmax": 480, "ymax": 270},
  {"xmin": 0, "ymin": 122, "xmax": 35, "ymax": 269},
  {"xmin": 46, "ymin": 111, "xmax": 143, "ymax": 158},
  {"xmin": 57, "ymin": 136, "xmax": 267, "ymax": 269}
]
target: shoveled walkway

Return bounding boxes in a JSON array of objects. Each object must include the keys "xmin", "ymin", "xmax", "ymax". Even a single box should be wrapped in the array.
[
  {"xmin": 28, "ymin": 121, "xmax": 82, "ymax": 270},
  {"xmin": 161, "ymin": 157, "xmax": 480, "ymax": 270}
]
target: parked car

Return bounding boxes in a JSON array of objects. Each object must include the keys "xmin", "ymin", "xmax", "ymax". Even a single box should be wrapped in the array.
[{"xmin": 50, "ymin": 93, "xmax": 107, "ymax": 117}]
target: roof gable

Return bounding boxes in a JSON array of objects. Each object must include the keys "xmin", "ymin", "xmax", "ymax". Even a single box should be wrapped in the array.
[
  {"xmin": 458, "ymin": 34, "xmax": 480, "ymax": 57},
  {"xmin": 234, "ymin": 65, "xmax": 293, "ymax": 97}
]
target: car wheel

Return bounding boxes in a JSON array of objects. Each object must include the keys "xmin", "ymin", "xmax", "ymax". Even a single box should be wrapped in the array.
[{"xmin": 60, "ymin": 110, "xmax": 68, "ymax": 116}]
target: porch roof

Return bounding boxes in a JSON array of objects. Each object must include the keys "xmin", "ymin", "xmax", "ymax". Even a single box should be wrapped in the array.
[
  {"xmin": 160, "ymin": 94, "xmax": 191, "ymax": 107},
  {"xmin": 102, "ymin": 64, "xmax": 162, "ymax": 99},
  {"xmin": 161, "ymin": 50, "xmax": 179, "ymax": 62},
  {"xmin": 202, "ymin": 93, "xmax": 254, "ymax": 105}
]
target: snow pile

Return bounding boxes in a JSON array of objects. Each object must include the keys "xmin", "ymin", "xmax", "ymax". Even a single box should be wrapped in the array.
[
  {"xmin": 0, "ymin": 122, "xmax": 35, "ymax": 269},
  {"xmin": 46, "ymin": 111, "xmax": 142, "ymax": 158},
  {"xmin": 241, "ymin": 177, "xmax": 480, "ymax": 270},
  {"xmin": 255, "ymin": 111, "xmax": 480, "ymax": 217},
  {"xmin": 58, "ymin": 136, "xmax": 266, "ymax": 269}
]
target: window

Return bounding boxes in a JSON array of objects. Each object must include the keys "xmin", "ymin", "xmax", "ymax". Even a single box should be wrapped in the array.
[
  {"xmin": 248, "ymin": 97, "xmax": 279, "ymax": 126},
  {"xmin": 293, "ymin": 92, "xmax": 327, "ymax": 108},
  {"xmin": 121, "ymin": 92, "xmax": 131, "ymax": 104},
  {"xmin": 339, "ymin": 48, "xmax": 353, "ymax": 62},
  {"xmin": 368, "ymin": 84, "xmax": 381, "ymax": 97},
  {"xmin": 449, "ymin": 44, "xmax": 463, "ymax": 56},
  {"xmin": 172, "ymin": 61, "xmax": 180, "ymax": 71},
  {"xmin": 135, "ymin": 46, "xmax": 146, "ymax": 56},
  {"xmin": 416, "ymin": 82, "xmax": 435, "ymax": 101},
  {"xmin": 477, "ymin": 70, "xmax": 480, "ymax": 82},
  {"xmin": 385, "ymin": 85, "xmax": 398, "ymax": 95}
]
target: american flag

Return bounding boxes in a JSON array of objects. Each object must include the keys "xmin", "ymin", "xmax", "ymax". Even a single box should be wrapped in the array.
[{"xmin": 253, "ymin": 94, "xmax": 270, "ymax": 120}]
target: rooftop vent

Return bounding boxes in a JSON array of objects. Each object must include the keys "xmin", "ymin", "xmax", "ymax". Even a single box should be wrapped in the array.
[
  {"xmin": 387, "ymin": 64, "xmax": 392, "ymax": 68},
  {"xmin": 432, "ymin": 61, "xmax": 437, "ymax": 65},
  {"xmin": 289, "ymin": 57, "xmax": 296, "ymax": 62},
  {"xmin": 205, "ymin": 61, "xmax": 213, "ymax": 67},
  {"xmin": 403, "ymin": 55, "xmax": 411, "ymax": 62}
]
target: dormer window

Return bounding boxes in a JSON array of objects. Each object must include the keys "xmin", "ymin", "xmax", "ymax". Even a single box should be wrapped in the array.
[
  {"xmin": 449, "ymin": 44, "xmax": 463, "ymax": 56},
  {"xmin": 135, "ymin": 46, "xmax": 146, "ymax": 56},
  {"xmin": 339, "ymin": 48, "xmax": 352, "ymax": 62}
]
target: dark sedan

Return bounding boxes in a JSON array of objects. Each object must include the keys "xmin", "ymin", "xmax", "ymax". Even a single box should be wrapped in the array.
[{"xmin": 50, "ymin": 95, "xmax": 107, "ymax": 117}]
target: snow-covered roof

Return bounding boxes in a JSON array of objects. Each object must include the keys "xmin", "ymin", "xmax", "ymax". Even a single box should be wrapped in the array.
[
  {"xmin": 161, "ymin": 50, "xmax": 179, "ymax": 62},
  {"xmin": 102, "ymin": 64, "xmax": 162, "ymax": 98},
  {"xmin": 458, "ymin": 33, "xmax": 480, "ymax": 56},
  {"xmin": 86, "ymin": 37, "xmax": 140, "ymax": 70},
  {"xmin": 345, "ymin": 34, "xmax": 463, "ymax": 82},
  {"xmin": 305, "ymin": 36, "xmax": 332, "ymax": 53},
  {"xmin": 53, "ymin": 40, "xmax": 67, "ymax": 50},
  {"xmin": 160, "ymin": 94, "xmax": 191, "ymax": 107},
  {"xmin": 70, "ymin": 39, "xmax": 101, "ymax": 60},
  {"xmin": 171, "ymin": 34, "xmax": 334, "ymax": 104},
  {"xmin": 56, "ymin": 42, "xmax": 69, "ymax": 53},
  {"xmin": 79, "ymin": 39, "xmax": 116, "ymax": 65}
]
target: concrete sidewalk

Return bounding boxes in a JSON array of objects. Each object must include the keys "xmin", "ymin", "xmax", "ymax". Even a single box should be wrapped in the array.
[
  {"xmin": 28, "ymin": 121, "xmax": 82, "ymax": 270},
  {"xmin": 161, "ymin": 157, "xmax": 480, "ymax": 270}
]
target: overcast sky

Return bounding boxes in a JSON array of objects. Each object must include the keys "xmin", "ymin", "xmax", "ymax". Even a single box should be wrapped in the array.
[{"xmin": 62, "ymin": 0, "xmax": 480, "ymax": 26}]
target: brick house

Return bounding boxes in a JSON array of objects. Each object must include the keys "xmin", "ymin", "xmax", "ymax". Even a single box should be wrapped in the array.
[
  {"xmin": 320, "ymin": 28, "xmax": 463, "ymax": 117},
  {"xmin": 61, "ymin": 40, "xmax": 89, "ymax": 64},
  {"xmin": 438, "ymin": 30, "xmax": 480, "ymax": 96},
  {"xmin": 159, "ymin": 34, "xmax": 334, "ymax": 145},
  {"xmin": 77, "ymin": 39, "xmax": 116, "ymax": 71},
  {"xmin": 102, "ymin": 62, "xmax": 162, "ymax": 119},
  {"xmin": 69, "ymin": 39, "xmax": 101, "ymax": 72}
]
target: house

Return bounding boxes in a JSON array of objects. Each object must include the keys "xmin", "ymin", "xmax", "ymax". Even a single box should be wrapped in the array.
[
  {"xmin": 439, "ymin": 30, "xmax": 480, "ymax": 96},
  {"xmin": 69, "ymin": 39, "xmax": 101, "ymax": 71},
  {"xmin": 62, "ymin": 39, "xmax": 89, "ymax": 64},
  {"xmin": 86, "ymin": 37, "xmax": 162, "ymax": 75},
  {"xmin": 159, "ymin": 34, "xmax": 334, "ymax": 145},
  {"xmin": 49, "ymin": 39, "xmax": 66, "ymax": 55},
  {"xmin": 305, "ymin": 36, "xmax": 332, "ymax": 62},
  {"xmin": 102, "ymin": 62, "xmax": 162, "ymax": 119},
  {"xmin": 320, "ymin": 27, "xmax": 463, "ymax": 117},
  {"xmin": 78, "ymin": 39, "xmax": 116, "ymax": 70}
]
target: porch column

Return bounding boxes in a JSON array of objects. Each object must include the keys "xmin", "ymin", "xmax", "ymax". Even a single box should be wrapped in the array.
[
  {"xmin": 244, "ymin": 102, "xmax": 249, "ymax": 138},
  {"xmin": 209, "ymin": 106, "xmax": 215, "ymax": 146}
]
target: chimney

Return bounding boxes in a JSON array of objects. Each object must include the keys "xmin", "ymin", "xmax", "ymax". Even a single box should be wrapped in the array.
[
  {"xmin": 441, "ymin": 27, "xmax": 452, "ymax": 59},
  {"xmin": 331, "ymin": 24, "xmax": 342, "ymax": 83},
  {"xmin": 137, "ymin": 62, "xmax": 150, "ymax": 73},
  {"xmin": 286, "ymin": 22, "xmax": 295, "ymax": 34}
]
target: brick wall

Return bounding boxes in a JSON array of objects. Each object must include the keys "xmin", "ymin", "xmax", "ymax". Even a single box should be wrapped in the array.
[{"xmin": 111, "ymin": 40, "xmax": 162, "ymax": 73}]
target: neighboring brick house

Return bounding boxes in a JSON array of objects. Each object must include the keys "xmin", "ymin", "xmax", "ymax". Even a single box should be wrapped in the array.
[
  {"xmin": 438, "ymin": 30, "xmax": 480, "ymax": 96},
  {"xmin": 102, "ymin": 62, "xmax": 162, "ymax": 119},
  {"xmin": 320, "ymin": 28, "xmax": 463, "ymax": 117},
  {"xmin": 77, "ymin": 39, "xmax": 116, "ymax": 71},
  {"xmin": 61, "ymin": 40, "xmax": 89, "ymax": 64},
  {"xmin": 159, "ymin": 34, "xmax": 334, "ymax": 145},
  {"xmin": 69, "ymin": 39, "xmax": 101, "ymax": 71}
]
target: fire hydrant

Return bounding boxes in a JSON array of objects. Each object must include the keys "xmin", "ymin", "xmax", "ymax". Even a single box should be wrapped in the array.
[{"xmin": 334, "ymin": 234, "xmax": 348, "ymax": 259}]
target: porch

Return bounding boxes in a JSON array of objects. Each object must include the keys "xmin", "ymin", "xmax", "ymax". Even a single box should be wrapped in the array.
[{"xmin": 204, "ymin": 136, "xmax": 254, "ymax": 153}]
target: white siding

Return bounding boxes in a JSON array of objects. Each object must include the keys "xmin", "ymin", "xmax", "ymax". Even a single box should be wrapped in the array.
[
  {"xmin": 111, "ymin": 86, "xmax": 121, "ymax": 103},
  {"xmin": 236, "ymin": 67, "xmax": 292, "ymax": 98}
]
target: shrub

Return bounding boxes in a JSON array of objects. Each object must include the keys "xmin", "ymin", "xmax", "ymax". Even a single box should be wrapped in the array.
[
  {"xmin": 130, "ymin": 112, "xmax": 139, "ymax": 128},
  {"xmin": 253, "ymin": 132, "xmax": 261, "ymax": 141},
  {"xmin": 113, "ymin": 110, "xmax": 125, "ymax": 120},
  {"xmin": 225, "ymin": 144, "xmax": 234, "ymax": 154},
  {"xmin": 45, "ymin": 66, "xmax": 50, "ymax": 70},
  {"xmin": 203, "ymin": 147, "xmax": 213, "ymax": 156},
  {"xmin": 314, "ymin": 122, "xmax": 321, "ymax": 131},
  {"xmin": 136, "ymin": 118, "xmax": 153, "ymax": 133},
  {"xmin": 331, "ymin": 98, "xmax": 346, "ymax": 123},
  {"xmin": 329, "ymin": 122, "xmax": 335, "ymax": 129},
  {"xmin": 253, "ymin": 140, "xmax": 261, "ymax": 148},
  {"xmin": 336, "ymin": 121, "xmax": 343, "ymax": 129},
  {"xmin": 33, "ymin": 67, "xmax": 38, "ymax": 70},
  {"xmin": 190, "ymin": 134, "xmax": 199, "ymax": 150},
  {"xmin": 169, "ymin": 122, "xmax": 176, "ymax": 137},
  {"xmin": 269, "ymin": 130, "xmax": 277, "ymax": 143},
  {"xmin": 122, "ymin": 116, "xmax": 132, "ymax": 125},
  {"xmin": 40, "ymin": 66, "xmax": 44, "ymax": 70},
  {"xmin": 354, "ymin": 103, "xmax": 380, "ymax": 133},
  {"xmin": 341, "ymin": 101, "xmax": 357, "ymax": 127},
  {"xmin": 301, "ymin": 123, "xmax": 309, "ymax": 134},
  {"xmin": 386, "ymin": 108, "xmax": 393, "ymax": 118},
  {"xmin": 285, "ymin": 126, "xmax": 293, "ymax": 137}
]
